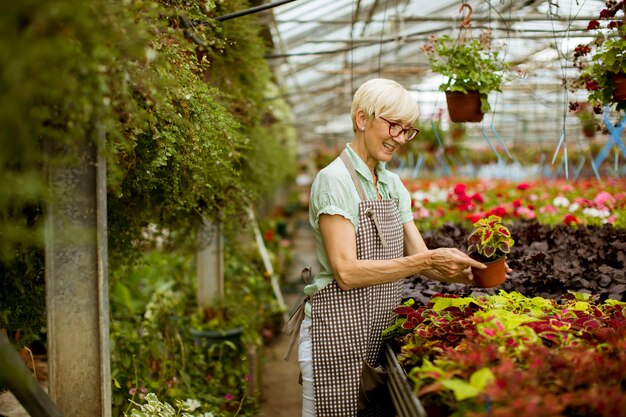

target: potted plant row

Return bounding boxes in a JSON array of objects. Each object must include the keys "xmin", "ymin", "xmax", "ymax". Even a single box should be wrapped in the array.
[{"xmin": 382, "ymin": 291, "xmax": 626, "ymax": 417}]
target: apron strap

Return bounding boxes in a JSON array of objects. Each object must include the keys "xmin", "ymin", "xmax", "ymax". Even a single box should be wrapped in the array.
[
  {"xmin": 340, "ymin": 150, "xmax": 388, "ymax": 248},
  {"xmin": 339, "ymin": 150, "xmax": 368, "ymax": 201},
  {"xmin": 282, "ymin": 267, "xmax": 312, "ymax": 361}
]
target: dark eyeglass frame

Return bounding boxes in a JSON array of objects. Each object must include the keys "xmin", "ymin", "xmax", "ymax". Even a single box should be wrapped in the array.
[{"xmin": 379, "ymin": 116, "xmax": 420, "ymax": 141}]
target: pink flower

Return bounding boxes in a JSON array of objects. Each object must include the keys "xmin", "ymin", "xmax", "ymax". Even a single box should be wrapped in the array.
[
  {"xmin": 224, "ymin": 393, "xmax": 235, "ymax": 401},
  {"xmin": 516, "ymin": 183, "xmax": 530, "ymax": 190},
  {"xmin": 516, "ymin": 206, "xmax": 536, "ymax": 219},
  {"xmin": 574, "ymin": 196, "xmax": 590, "ymax": 207},
  {"xmin": 412, "ymin": 207, "xmax": 430, "ymax": 219},
  {"xmin": 540, "ymin": 205, "xmax": 558, "ymax": 214},
  {"xmin": 594, "ymin": 191, "xmax": 615, "ymax": 209}
]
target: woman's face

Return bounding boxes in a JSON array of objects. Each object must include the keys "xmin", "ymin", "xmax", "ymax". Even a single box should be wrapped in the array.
[{"xmin": 361, "ymin": 113, "xmax": 410, "ymax": 167}]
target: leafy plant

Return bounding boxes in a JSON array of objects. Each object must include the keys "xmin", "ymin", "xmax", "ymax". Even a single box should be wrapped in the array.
[
  {"xmin": 109, "ymin": 248, "xmax": 259, "ymax": 417},
  {"xmin": 422, "ymin": 29, "xmax": 510, "ymax": 113},
  {"xmin": 125, "ymin": 392, "xmax": 213, "ymax": 417},
  {"xmin": 571, "ymin": 0, "xmax": 626, "ymax": 112},
  {"xmin": 384, "ymin": 291, "xmax": 626, "ymax": 416},
  {"xmin": 467, "ymin": 215, "xmax": 514, "ymax": 261}
]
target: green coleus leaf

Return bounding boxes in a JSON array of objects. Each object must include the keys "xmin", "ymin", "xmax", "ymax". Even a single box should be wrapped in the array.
[{"xmin": 440, "ymin": 368, "xmax": 495, "ymax": 401}]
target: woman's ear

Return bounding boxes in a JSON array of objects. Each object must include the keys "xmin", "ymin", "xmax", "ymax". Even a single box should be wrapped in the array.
[{"xmin": 356, "ymin": 109, "xmax": 367, "ymax": 131}]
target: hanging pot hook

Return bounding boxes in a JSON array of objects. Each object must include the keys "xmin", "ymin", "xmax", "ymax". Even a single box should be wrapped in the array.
[
  {"xmin": 457, "ymin": 3, "xmax": 473, "ymax": 44},
  {"xmin": 459, "ymin": 3, "xmax": 473, "ymax": 29}
]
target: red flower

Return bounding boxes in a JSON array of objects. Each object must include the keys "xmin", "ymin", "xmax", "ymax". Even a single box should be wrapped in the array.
[
  {"xmin": 487, "ymin": 206, "xmax": 507, "ymax": 217},
  {"xmin": 471, "ymin": 192, "xmax": 484, "ymax": 203},
  {"xmin": 513, "ymin": 199, "xmax": 522, "ymax": 208},
  {"xmin": 587, "ymin": 19, "xmax": 600, "ymax": 30},
  {"xmin": 574, "ymin": 44, "xmax": 592, "ymax": 57},
  {"xmin": 466, "ymin": 213, "xmax": 484, "ymax": 223},
  {"xmin": 264, "ymin": 229, "xmax": 275, "ymax": 242},
  {"xmin": 585, "ymin": 80, "xmax": 600, "ymax": 91},
  {"xmin": 516, "ymin": 182, "xmax": 530, "ymax": 190},
  {"xmin": 607, "ymin": 20, "xmax": 622, "ymax": 29},
  {"xmin": 564, "ymin": 213, "xmax": 579, "ymax": 225},
  {"xmin": 453, "ymin": 183, "xmax": 466, "ymax": 194}
]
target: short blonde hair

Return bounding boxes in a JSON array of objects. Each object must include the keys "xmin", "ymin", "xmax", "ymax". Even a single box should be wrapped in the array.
[{"xmin": 350, "ymin": 78, "xmax": 419, "ymax": 132}]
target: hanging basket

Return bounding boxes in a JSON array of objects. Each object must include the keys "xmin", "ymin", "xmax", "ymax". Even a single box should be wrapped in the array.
[
  {"xmin": 445, "ymin": 91, "xmax": 484, "ymax": 123},
  {"xmin": 611, "ymin": 72, "xmax": 626, "ymax": 102}
]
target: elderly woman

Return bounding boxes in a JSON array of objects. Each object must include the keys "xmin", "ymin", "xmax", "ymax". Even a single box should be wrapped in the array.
[{"xmin": 296, "ymin": 78, "xmax": 486, "ymax": 417}]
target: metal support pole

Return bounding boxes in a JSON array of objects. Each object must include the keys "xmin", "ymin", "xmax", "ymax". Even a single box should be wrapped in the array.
[{"xmin": 216, "ymin": 0, "xmax": 300, "ymax": 22}]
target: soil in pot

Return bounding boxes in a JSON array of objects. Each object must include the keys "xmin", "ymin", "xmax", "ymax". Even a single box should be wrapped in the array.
[
  {"xmin": 469, "ymin": 253, "xmax": 506, "ymax": 288},
  {"xmin": 445, "ymin": 91, "xmax": 484, "ymax": 123}
]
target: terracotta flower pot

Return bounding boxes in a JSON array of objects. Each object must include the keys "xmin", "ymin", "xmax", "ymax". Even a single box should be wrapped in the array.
[
  {"xmin": 611, "ymin": 72, "xmax": 626, "ymax": 102},
  {"xmin": 582, "ymin": 123, "xmax": 596, "ymax": 138},
  {"xmin": 470, "ymin": 255, "xmax": 506, "ymax": 288},
  {"xmin": 445, "ymin": 91, "xmax": 484, "ymax": 123}
]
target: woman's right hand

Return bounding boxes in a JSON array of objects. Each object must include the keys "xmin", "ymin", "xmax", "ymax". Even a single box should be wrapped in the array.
[{"xmin": 427, "ymin": 248, "xmax": 486, "ymax": 284}]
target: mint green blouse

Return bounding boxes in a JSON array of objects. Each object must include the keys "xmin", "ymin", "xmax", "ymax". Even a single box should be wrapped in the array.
[{"xmin": 304, "ymin": 144, "xmax": 413, "ymax": 316}]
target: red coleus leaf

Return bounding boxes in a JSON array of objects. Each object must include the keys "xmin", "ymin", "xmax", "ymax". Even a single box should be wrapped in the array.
[
  {"xmin": 393, "ymin": 306, "xmax": 415, "ymax": 316},
  {"xmin": 483, "ymin": 246, "xmax": 496, "ymax": 257}
]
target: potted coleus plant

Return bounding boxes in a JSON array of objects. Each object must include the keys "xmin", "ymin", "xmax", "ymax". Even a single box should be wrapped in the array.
[
  {"xmin": 466, "ymin": 214, "xmax": 514, "ymax": 288},
  {"xmin": 571, "ymin": 0, "xmax": 626, "ymax": 113},
  {"xmin": 422, "ymin": 27, "xmax": 510, "ymax": 123}
]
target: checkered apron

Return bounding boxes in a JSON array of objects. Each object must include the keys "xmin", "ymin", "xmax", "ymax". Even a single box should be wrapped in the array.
[{"xmin": 310, "ymin": 150, "xmax": 403, "ymax": 416}]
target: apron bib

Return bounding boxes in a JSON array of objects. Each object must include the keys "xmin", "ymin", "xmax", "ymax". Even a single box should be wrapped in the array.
[{"xmin": 310, "ymin": 150, "xmax": 403, "ymax": 416}]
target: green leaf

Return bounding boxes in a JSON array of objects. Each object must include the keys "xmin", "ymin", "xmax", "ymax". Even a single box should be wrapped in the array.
[{"xmin": 440, "ymin": 368, "xmax": 495, "ymax": 401}]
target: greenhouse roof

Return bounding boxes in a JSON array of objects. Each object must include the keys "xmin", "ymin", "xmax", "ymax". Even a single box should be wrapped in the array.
[{"xmin": 265, "ymin": 0, "xmax": 608, "ymax": 155}]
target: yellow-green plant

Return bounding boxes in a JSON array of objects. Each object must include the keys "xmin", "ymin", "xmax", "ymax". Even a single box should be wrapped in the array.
[{"xmin": 467, "ymin": 215, "xmax": 514, "ymax": 260}]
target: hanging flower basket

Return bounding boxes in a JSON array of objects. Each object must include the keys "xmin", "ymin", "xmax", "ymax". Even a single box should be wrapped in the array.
[{"xmin": 445, "ymin": 91, "xmax": 485, "ymax": 123}]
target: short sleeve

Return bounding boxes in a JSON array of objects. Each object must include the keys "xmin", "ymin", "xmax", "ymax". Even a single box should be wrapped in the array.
[
  {"xmin": 396, "ymin": 183, "xmax": 413, "ymax": 224},
  {"xmin": 309, "ymin": 163, "xmax": 359, "ymax": 229}
]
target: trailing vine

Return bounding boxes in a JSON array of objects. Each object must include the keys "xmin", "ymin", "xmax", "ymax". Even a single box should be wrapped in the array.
[{"xmin": 1, "ymin": 0, "xmax": 297, "ymax": 344}]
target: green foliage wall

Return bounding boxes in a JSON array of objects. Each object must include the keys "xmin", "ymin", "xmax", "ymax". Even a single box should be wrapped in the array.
[{"xmin": 0, "ymin": 0, "xmax": 297, "ymax": 343}]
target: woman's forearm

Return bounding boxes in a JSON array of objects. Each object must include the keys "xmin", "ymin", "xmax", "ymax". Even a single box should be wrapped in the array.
[{"xmin": 333, "ymin": 251, "xmax": 433, "ymax": 289}]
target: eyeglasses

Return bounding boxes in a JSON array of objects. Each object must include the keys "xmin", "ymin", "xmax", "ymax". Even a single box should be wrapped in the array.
[{"xmin": 379, "ymin": 116, "xmax": 420, "ymax": 141}]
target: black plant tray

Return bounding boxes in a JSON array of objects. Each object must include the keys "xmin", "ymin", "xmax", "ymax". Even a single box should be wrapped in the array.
[{"xmin": 383, "ymin": 344, "xmax": 428, "ymax": 417}]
